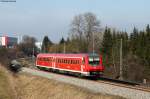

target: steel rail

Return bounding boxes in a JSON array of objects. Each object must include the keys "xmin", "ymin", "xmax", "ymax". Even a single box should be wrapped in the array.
[{"xmin": 23, "ymin": 66, "xmax": 150, "ymax": 93}]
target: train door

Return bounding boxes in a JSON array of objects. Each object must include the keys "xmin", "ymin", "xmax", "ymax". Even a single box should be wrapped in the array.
[
  {"xmin": 52, "ymin": 56, "xmax": 56, "ymax": 68},
  {"xmin": 81, "ymin": 57, "xmax": 85, "ymax": 72}
]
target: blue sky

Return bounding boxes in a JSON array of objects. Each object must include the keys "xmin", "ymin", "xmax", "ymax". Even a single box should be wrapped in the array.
[{"xmin": 0, "ymin": 0, "xmax": 150, "ymax": 42}]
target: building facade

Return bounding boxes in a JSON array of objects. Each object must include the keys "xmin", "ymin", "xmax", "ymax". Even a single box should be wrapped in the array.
[{"xmin": 0, "ymin": 36, "xmax": 18, "ymax": 48}]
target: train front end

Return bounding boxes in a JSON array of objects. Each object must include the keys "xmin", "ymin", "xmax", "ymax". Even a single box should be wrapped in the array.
[{"xmin": 85, "ymin": 53, "xmax": 104, "ymax": 77}]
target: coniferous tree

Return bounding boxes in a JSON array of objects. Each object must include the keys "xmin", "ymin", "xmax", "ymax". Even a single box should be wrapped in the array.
[
  {"xmin": 59, "ymin": 37, "xmax": 65, "ymax": 44},
  {"xmin": 41, "ymin": 36, "xmax": 53, "ymax": 53},
  {"xmin": 101, "ymin": 27, "xmax": 113, "ymax": 66},
  {"xmin": 101, "ymin": 27, "xmax": 113, "ymax": 55},
  {"xmin": 145, "ymin": 24, "xmax": 150, "ymax": 65},
  {"xmin": 121, "ymin": 31, "xmax": 129, "ymax": 56},
  {"xmin": 130, "ymin": 27, "xmax": 139, "ymax": 54}
]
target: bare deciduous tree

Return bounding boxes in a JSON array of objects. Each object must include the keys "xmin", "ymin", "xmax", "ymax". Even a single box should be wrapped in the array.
[
  {"xmin": 70, "ymin": 12, "xmax": 102, "ymax": 52},
  {"xmin": 18, "ymin": 35, "xmax": 37, "ymax": 56}
]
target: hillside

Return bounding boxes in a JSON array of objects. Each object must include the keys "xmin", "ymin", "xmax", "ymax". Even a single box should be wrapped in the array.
[
  {"xmin": 0, "ymin": 66, "xmax": 17, "ymax": 99},
  {"xmin": 0, "ymin": 65, "xmax": 124, "ymax": 99}
]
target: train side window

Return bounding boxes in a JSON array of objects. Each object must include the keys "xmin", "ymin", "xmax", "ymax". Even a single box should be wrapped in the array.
[
  {"xmin": 71, "ymin": 60, "xmax": 73, "ymax": 64},
  {"xmin": 74, "ymin": 60, "xmax": 76, "ymax": 64},
  {"xmin": 67, "ymin": 60, "xmax": 69, "ymax": 64},
  {"xmin": 61, "ymin": 59, "xmax": 63, "ymax": 63},
  {"xmin": 66, "ymin": 60, "xmax": 68, "ymax": 64},
  {"xmin": 77, "ymin": 60, "xmax": 79, "ymax": 64},
  {"xmin": 75, "ymin": 60, "xmax": 77, "ymax": 64},
  {"xmin": 69, "ymin": 59, "xmax": 70, "ymax": 64},
  {"xmin": 47, "ymin": 58, "xmax": 49, "ymax": 61},
  {"xmin": 65, "ymin": 60, "xmax": 67, "ymax": 64},
  {"xmin": 50, "ymin": 58, "xmax": 52, "ymax": 62},
  {"xmin": 64, "ymin": 59, "xmax": 66, "ymax": 63},
  {"xmin": 59, "ymin": 59, "xmax": 60, "ymax": 63},
  {"xmin": 63, "ymin": 60, "xmax": 65, "ymax": 63},
  {"xmin": 51, "ymin": 57, "xmax": 53, "ymax": 62},
  {"xmin": 73, "ymin": 60, "xmax": 75, "ymax": 64}
]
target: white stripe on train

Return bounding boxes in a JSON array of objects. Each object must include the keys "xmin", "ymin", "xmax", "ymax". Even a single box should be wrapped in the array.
[{"xmin": 36, "ymin": 65, "xmax": 90, "ymax": 76}]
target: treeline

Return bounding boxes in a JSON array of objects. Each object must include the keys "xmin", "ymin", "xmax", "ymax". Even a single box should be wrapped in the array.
[
  {"xmin": 41, "ymin": 24, "xmax": 150, "ymax": 82},
  {"xmin": 101, "ymin": 25, "xmax": 150, "ymax": 82},
  {"xmin": 102, "ymin": 25, "xmax": 149, "ymax": 82},
  {"xmin": 41, "ymin": 12, "xmax": 150, "ymax": 83}
]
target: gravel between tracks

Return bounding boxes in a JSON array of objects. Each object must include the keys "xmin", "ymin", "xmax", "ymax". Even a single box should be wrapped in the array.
[{"xmin": 22, "ymin": 67, "xmax": 150, "ymax": 99}]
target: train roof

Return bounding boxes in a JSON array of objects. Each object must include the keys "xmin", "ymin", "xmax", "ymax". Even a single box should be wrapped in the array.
[{"xmin": 37, "ymin": 53, "xmax": 93, "ymax": 58}]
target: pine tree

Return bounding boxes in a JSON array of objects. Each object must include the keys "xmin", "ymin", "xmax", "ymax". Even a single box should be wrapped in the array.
[
  {"xmin": 59, "ymin": 37, "xmax": 65, "ymax": 44},
  {"xmin": 101, "ymin": 26, "xmax": 114, "ymax": 67},
  {"xmin": 145, "ymin": 24, "xmax": 150, "ymax": 65},
  {"xmin": 41, "ymin": 36, "xmax": 53, "ymax": 53},
  {"xmin": 130, "ymin": 27, "xmax": 139, "ymax": 54},
  {"xmin": 101, "ymin": 27, "xmax": 113, "ymax": 56},
  {"xmin": 121, "ymin": 31, "xmax": 129, "ymax": 56}
]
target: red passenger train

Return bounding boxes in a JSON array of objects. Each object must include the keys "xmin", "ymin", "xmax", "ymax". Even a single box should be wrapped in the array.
[{"xmin": 36, "ymin": 53, "xmax": 104, "ymax": 77}]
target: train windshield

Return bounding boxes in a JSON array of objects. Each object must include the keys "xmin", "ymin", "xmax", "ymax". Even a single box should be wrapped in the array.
[{"xmin": 88, "ymin": 54, "xmax": 100, "ymax": 66}]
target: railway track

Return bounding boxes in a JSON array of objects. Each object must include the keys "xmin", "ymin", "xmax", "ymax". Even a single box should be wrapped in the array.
[
  {"xmin": 97, "ymin": 77, "xmax": 150, "ymax": 93},
  {"xmin": 13, "ymin": 58, "xmax": 150, "ymax": 99},
  {"xmin": 21, "ymin": 67, "xmax": 150, "ymax": 99},
  {"xmin": 16, "ymin": 57, "xmax": 150, "ymax": 92},
  {"xmin": 25, "ymin": 65, "xmax": 150, "ymax": 93}
]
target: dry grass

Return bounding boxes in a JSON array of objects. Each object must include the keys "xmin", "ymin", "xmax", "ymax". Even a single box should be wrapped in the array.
[
  {"xmin": 0, "ymin": 65, "xmax": 125, "ymax": 99},
  {"xmin": 0, "ymin": 66, "xmax": 17, "ymax": 99},
  {"xmin": 14, "ymin": 73, "xmax": 125, "ymax": 99}
]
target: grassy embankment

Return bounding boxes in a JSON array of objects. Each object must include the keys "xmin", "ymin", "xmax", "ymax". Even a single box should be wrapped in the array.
[
  {"xmin": 0, "ymin": 66, "xmax": 16, "ymax": 99},
  {"xmin": 0, "ymin": 65, "xmax": 125, "ymax": 99}
]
